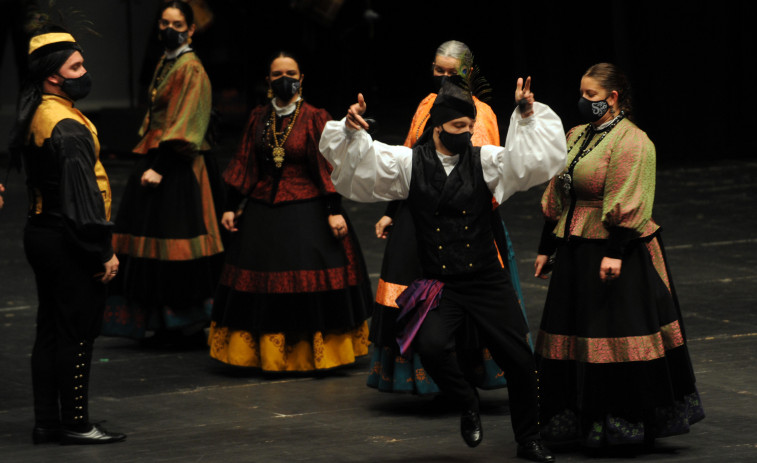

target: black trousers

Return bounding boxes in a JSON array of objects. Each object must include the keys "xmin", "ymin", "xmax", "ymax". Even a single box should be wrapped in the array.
[
  {"xmin": 24, "ymin": 220, "xmax": 105, "ymax": 429},
  {"xmin": 414, "ymin": 268, "xmax": 540, "ymax": 444}
]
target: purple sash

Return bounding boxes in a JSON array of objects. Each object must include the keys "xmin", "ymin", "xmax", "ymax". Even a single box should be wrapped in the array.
[{"xmin": 395, "ymin": 279, "xmax": 444, "ymax": 356}]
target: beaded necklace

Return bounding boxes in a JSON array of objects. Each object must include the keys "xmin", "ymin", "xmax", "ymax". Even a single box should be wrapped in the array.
[
  {"xmin": 266, "ymin": 98, "xmax": 303, "ymax": 168},
  {"xmin": 557, "ymin": 113, "xmax": 624, "ymax": 194}
]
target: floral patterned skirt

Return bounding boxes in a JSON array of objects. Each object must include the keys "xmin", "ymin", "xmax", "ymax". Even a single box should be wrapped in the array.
[
  {"xmin": 209, "ymin": 198, "xmax": 372, "ymax": 372},
  {"xmin": 535, "ymin": 234, "xmax": 704, "ymax": 446}
]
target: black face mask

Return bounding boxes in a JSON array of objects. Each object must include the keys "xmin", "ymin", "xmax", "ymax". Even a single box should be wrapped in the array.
[
  {"xmin": 577, "ymin": 96, "xmax": 609, "ymax": 122},
  {"xmin": 439, "ymin": 128, "xmax": 472, "ymax": 155},
  {"xmin": 270, "ymin": 76, "xmax": 301, "ymax": 102},
  {"xmin": 57, "ymin": 72, "xmax": 92, "ymax": 101},
  {"xmin": 432, "ymin": 75, "xmax": 449, "ymax": 92},
  {"xmin": 159, "ymin": 27, "xmax": 188, "ymax": 51}
]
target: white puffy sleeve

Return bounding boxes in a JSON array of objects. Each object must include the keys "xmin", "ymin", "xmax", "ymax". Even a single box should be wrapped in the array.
[
  {"xmin": 319, "ymin": 118, "xmax": 413, "ymax": 202},
  {"xmin": 480, "ymin": 101, "xmax": 567, "ymax": 204}
]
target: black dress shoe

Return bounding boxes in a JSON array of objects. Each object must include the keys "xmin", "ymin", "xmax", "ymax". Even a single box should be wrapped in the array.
[
  {"xmin": 517, "ymin": 439, "xmax": 555, "ymax": 462},
  {"xmin": 460, "ymin": 409, "xmax": 483, "ymax": 448},
  {"xmin": 32, "ymin": 426, "xmax": 61, "ymax": 444},
  {"xmin": 60, "ymin": 424, "xmax": 126, "ymax": 445}
]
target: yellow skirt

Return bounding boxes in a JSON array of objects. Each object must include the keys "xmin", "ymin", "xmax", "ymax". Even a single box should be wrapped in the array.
[{"xmin": 209, "ymin": 321, "xmax": 370, "ymax": 372}]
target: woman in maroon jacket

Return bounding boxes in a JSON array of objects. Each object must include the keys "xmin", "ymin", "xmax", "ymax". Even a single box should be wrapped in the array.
[{"xmin": 209, "ymin": 52, "xmax": 372, "ymax": 373}]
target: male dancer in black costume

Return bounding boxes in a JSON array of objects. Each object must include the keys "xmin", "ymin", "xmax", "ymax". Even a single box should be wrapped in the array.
[
  {"xmin": 9, "ymin": 27, "xmax": 125, "ymax": 445},
  {"xmin": 319, "ymin": 78, "xmax": 566, "ymax": 462}
]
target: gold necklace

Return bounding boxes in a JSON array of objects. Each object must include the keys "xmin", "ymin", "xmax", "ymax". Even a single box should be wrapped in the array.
[{"xmin": 267, "ymin": 99, "xmax": 303, "ymax": 168}]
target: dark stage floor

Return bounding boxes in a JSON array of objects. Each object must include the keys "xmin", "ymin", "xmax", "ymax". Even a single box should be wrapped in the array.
[{"xmin": 1, "ymin": 132, "xmax": 756, "ymax": 462}]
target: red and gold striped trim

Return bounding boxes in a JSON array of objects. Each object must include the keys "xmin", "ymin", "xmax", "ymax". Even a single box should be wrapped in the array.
[
  {"xmin": 219, "ymin": 264, "xmax": 359, "ymax": 294},
  {"xmin": 113, "ymin": 232, "xmax": 223, "ymax": 261},
  {"xmin": 535, "ymin": 320, "xmax": 685, "ymax": 363}
]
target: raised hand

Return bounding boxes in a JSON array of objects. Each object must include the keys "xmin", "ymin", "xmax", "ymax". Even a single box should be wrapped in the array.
[
  {"xmin": 515, "ymin": 76, "xmax": 534, "ymax": 117},
  {"xmin": 346, "ymin": 93, "xmax": 369, "ymax": 130}
]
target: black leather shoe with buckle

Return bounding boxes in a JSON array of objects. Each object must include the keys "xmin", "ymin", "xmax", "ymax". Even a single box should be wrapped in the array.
[
  {"xmin": 60, "ymin": 424, "xmax": 126, "ymax": 445},
  {"xmin": 460, "ymin": 409, "xmax": 483, "ymax": 448},
  {"xmin": 516, "ymin": 439, "xmax": 556, "ymax": 462}
]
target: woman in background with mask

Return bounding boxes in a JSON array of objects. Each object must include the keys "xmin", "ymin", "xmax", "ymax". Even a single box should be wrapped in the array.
[
  {"xmin": 533, "ymin": 63, "xmax": 704, "ymax": 450},
  {"xmin": 208, "ymin": 52, "xmax": 372, "ymax": 373},
  {"xmin": 104, "ymin": 1, "xmax": 224, "ymax": 346}
]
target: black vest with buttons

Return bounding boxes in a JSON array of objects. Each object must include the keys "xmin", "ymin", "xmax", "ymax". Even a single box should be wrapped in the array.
[{"xmin": 407, "ymin": 143, "xmax": 500, "ymax": 277}]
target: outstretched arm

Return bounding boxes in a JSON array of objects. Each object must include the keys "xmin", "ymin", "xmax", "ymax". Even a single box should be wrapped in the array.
[
  {"xmin": 480, "ymin": 77, "xmax": 567, "ymax": 204},
  {"xmin": 319, "ymin": 93, "xmax": 413, "ymax": 203}
]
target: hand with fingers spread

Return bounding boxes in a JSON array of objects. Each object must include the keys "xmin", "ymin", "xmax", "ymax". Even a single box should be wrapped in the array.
[
  {"xmin": 346, "ymin": 93, "xmax": 369, "ymax": 130},
  {"xmin": 515, "ymin": 76, "xmax": 535, "ymax": 118}
]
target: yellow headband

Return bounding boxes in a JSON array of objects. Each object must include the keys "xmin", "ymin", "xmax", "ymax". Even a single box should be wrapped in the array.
[{"xmin": 28, "ymin": 32, "xmax": 77, "ymax": 55}]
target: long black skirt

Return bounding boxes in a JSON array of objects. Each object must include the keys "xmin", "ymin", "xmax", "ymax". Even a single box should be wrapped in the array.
[
  {"xmin": 534, "ymin": 233, "xmax": 704, "ymax": 447},
  {"xmin": 209, "ymin": 197, "xmax": 373, "ymax": 372},
  {"xmin": 102, "ymin": 150, "xmax": 224, "ymax": 338}
]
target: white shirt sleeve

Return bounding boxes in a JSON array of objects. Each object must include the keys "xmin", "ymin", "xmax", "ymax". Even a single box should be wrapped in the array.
[
  {"xmin": 319, "ymin": 118, "xmax": 413, "ymax": 202},
  {"xmin": 480, "ymin": 101, "xmax": 567, "ymax": 204}
]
